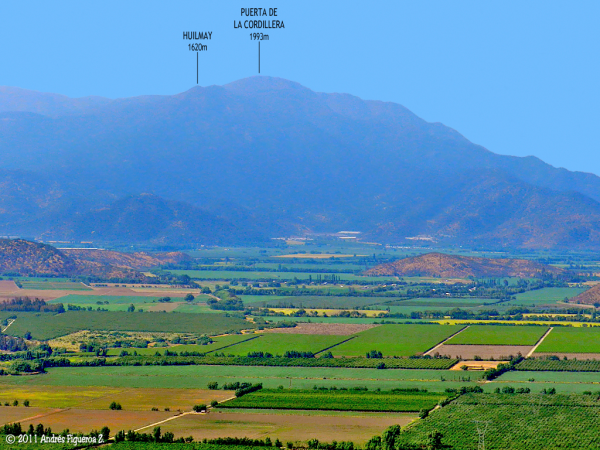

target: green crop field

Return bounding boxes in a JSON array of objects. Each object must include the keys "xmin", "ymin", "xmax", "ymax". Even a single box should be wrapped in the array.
[
  {"xmin": 0, "ymin": 311, "xmax": 253, "ymax": 340},
  {"xmin": 496, "ymin": 370, "xmax": 600, "ymax": 383},
  {"xmin": 218, "ymin": 333, "xmax": 349, "ymax": 356},
  {"xmin": 255, "ymin": 262, "xmax": 365, "ymax": 271},
  {"xmin": 219, "ymin": 389, "xmax": 447, "ymax": 412},
  {"xmin": 516, "ymin": 358, "xmax": 600, "ymax": 372},
  {"xmin": 50, "ymin": 294, "xmax": 160, "ymax": 305},
  {"xmin": 378, "ymin": 305, "xmax": 482, "ymax": 315},
  {"xmin": 239, "ymin": 295, "xmax": 290, "ymax": 305},
  {"xmin": 396, "ymin": 393, "xmax": 600, "ymax": 449},
  {"xmin": 446, "ymin": 325, "xmax": 548, "ymax": 346},
  {"xmin": 330, "ymin": 324, "xmax": 463, "ymax": 357},
  {"xmin": 166, "ymin": 269, "xmax": 395, "ymax": 282},
  {"xmin": 172, "ymin": 304, "xmax": 224, "ymax": 314},
  {"xmin": 246, "ymin": 296, "xmax": 385, "ymax": 309},
  {"xmin": 0, "ymin": 366, "xmax": 483, "ymax": 391},
  {"xmin": 264, "ymin": 316, "xmax": 398, "ymax": 324},
  {"xmin": 534, "ymin": 326, "xmax": 600, "ymax": 353},
  {"xmin": 385, "ymin": 297, "xmax": 490, "ymax": 306},
  {"xmin": 507, "ymin": 287, "xmax": 587, "ymax": 306},
  {"xmin": 106, "ymin": 335, "xmax": 258, "ymax": 356}
]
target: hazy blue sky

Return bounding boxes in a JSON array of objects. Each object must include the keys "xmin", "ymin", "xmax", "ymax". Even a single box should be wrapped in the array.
[{"xmin": 2, "ymin": 1, "xmax": 599, "ymax": 175}]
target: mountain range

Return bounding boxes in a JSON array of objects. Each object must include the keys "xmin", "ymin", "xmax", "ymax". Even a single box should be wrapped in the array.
[{"xmin": 1, "ymin": 78, "xmax": 600, "ymax": 249}]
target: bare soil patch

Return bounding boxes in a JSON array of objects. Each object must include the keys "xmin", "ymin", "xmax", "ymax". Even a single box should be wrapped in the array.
[
  {"xmin": 19, "ymin": 409, "xmax": 174, "ymax": 434},
  {"xmin": 433, "ymin": 344, "xmax": 532, "ymax": 360},
  {"xmin": 0, "ymin": 407, "xmax": 55, "ymax": 426},
  {"xmin": 147, "ymin": 302, "xmax": 184, "ymax": 312},
  {"xmin": 449, "ymin": 360, "xmax": 508, "ymax": 371},
  {"xmin": 0, "ymin": 280, "xmax": 19, "ymax": 292},
  {"xmin": 534, "ymin": 352, "xmax": 600, "ymax": 360},
  {"xmin": 160, "ymin": 409, "xmax": 416, "ymax": 444},
  {"xmin": 80, "ymin": 388, "xmax": 232, "ymax": 411},
  {"xmin": 266, "ymin": 323, "xmax": 379, "ymax": 336}
]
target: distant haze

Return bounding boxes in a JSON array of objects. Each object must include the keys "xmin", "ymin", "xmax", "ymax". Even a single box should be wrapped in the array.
[{"xmin": 1, "ymin": 77, "xmax": 600, "ymax": 249}]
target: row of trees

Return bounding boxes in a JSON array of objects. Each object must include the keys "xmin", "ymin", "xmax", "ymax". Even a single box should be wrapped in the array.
[{"xmin": 0, "ymin": 297, "xmax": 64, "ymax": 313}]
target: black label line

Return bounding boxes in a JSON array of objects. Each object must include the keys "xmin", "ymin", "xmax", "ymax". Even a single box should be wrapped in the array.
[
  {"xmin": 259, "ymin": 41, "xmax": 260, "ymax": 73},
  {"xmin": 197, "ymin": 52, "xmax": 199, "ymax": 84}
]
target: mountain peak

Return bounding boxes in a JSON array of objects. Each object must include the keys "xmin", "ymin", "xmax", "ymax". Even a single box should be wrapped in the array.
[{"xmin": 224, "ymin": 76, "xmax": 312, "ymax": 95}]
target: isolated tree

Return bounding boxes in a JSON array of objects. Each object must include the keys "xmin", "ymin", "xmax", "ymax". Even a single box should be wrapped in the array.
[
  {"xmin": 426, "ymin": 431, "xmax": 446, "ymax": 450},
  {"xmin": 184, "ymin": 293, "xmax": 195, "ymax": 302},
  {"xmin": 382, "ymin": 425, "xmax": 401, "ymax": 450}
]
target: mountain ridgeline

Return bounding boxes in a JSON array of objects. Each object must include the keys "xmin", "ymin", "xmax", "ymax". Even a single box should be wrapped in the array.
[
  {"xmin": 2, "ymin": 77, "xmax": 600, "ymax": 248},
  {"xmin": 365, "ymin": 253, "xmax": 565, "ymax": 279}
]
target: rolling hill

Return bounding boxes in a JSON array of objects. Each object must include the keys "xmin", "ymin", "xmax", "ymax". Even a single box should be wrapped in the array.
[
  {"xmin": 2, "ymin": 77, "xmax": 600, "ymax": 248},
  {"xmin": 365, "ymin": 253, "xmax": 565, "ymax": 278},
  {"xmin": 0, "ymin": 239, "xmax": 176, "ymax": 280},
  {"xmin": 568, "ymin": 285, "xmax": 600, "ymax": 306}
]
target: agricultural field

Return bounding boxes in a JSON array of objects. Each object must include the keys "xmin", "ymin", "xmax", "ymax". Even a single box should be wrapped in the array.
[
  {"xmin": 445, "ymin": 325, "xmax": 548, "ymax": 346},
  {"xmin": 0, "ymin": 385, "xmax": 228, "ymax": 411},
  {"xmin": 330, "ymin": 324, "xmax": 464, "ymax": 357},
  {"xmin": 17, "ymin": 279, "xmax": 92, "ymax": 291},
  {"xmin": 516, "ymin": 358, "xmax": 600, "ymax": 372},
  {"xmin": 534, "ymin": 326, "xmax": 600, "ymax": 354},
  {"xmin": 3, "ymin": 243, "xmax": 600, "ymax": 447},
  {"xmin": 219, "ymin": 389, "xmax": 447, "ymax": 412},
  {"xmin": 50, "ymin": 295, "xmax": 160, "ymax": 305},
  {"xmin": 496, "ymin": 370, "xmax": 600, "ymax": 384},
  {"xmin": 0, "ymin": 311, "xmax": 253, "ymax": 339},
  {"xmin": 0, "ymin": 366, "xmax": 484, "ymax": 392},
  {"xmin": 267, "ymin": 308, "xmax": 386, "ymax": 318},
  {"xmin": 157, "ymin": 409, "xmax": 416, "ymax": 445},
  {"xmin": 255, "ymin": 262, "xmax": 365, "ymax": 271},
  {"xmin": 385, "ymin": 297, "xmax": 491, "ymax": 306},
  {"xmin": 173, "ymin": 303, "xmax": 228, "ymax": 314},
  {"xmin": 432, "ymin": 344, "xmax": 532, "ymax": 360},
  {"xmin": 507, "ymin": 287, "xmax": 587, "ymax": 306},
  {"xmin": 266, "ymin": 322, "xmax": 377, "ymax": 335},
  {"xmin": 166, "ymin": 269, "xmax": 395, "ymax": 282},
  {"xmin": 246, "ymin": 295, "xmax": 384, "ymax": 309},
  {"xmin": 216, "ymin": 333, "xmax": 349, "ymax": 356},
  {"xmin": 106, "ymin": 334, "xmax": 258, "ymax": 356},
  {"xmin": 396, "ymin": 393, "xmax": 600, "ymax": 449}
]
